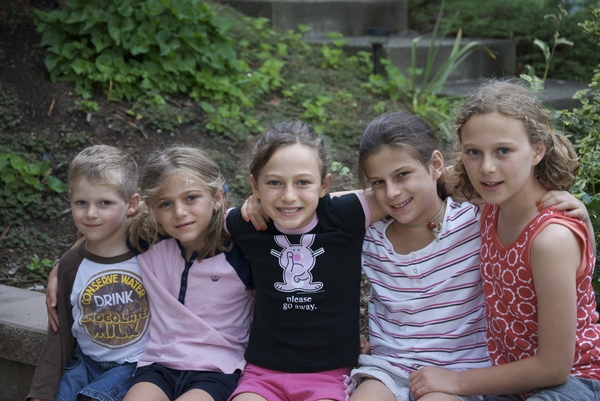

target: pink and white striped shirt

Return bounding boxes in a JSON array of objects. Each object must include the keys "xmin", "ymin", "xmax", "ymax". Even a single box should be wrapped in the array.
[{"xmin": 362, "ymin": 198, "xmax": 490, "ymax": 372}]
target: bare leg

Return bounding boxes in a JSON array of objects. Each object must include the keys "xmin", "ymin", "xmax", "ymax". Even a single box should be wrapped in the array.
[
  {"xmin": 349, "ymin": 378, "xmax": 396, "ymax": 401},
  {"xmin": 176, "ymin": 388, "xmax": 215, "ymax": 401},
  {"xmin": 123, "ymin": 382, "xmax": 169, "ymax": 401},
  {"xmin": 231, "ymin": 393, "xmax": 269, "ymax": 401}
]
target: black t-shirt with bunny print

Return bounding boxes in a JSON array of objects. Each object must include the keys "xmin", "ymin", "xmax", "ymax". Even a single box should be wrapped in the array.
[{"xmin": 225, "ymin": 193, "xmax": 369, "ymax": 373}]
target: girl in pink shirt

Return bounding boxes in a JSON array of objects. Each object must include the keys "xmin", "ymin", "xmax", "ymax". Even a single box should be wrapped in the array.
[{"xmin": 124, "ymin": 146, "xmax": 254, "ymax": 401}]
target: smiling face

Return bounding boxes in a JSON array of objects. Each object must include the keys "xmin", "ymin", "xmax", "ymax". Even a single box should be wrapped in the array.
[
  {"xmin": 154, "ymin": 174, "xmax": 222, "ymax": 256},
  {"xmin": 460, "ymin": 112, "xmax": 546, "ymax": 208},
  {"xmin": 363, "ymin": 146, "xmax": 444, "ymax": 227},
  {"xmin": 251, "ymin": 143, "xmax": 332, "ymax": 231},
  {"xmin": 70, "ymin": 179, "xmax": 134, "ymax": 256}
]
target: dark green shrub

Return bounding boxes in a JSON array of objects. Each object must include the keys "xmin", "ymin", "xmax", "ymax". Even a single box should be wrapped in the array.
[{"xmin": 35, "ymin": 0, "xmax": 244, "ymax": 102}]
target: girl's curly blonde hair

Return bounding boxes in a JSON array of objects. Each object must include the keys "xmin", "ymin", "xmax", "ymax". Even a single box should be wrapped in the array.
[{"xmin": 454, "ymin": 79, "xmax": 579, "ymax": 200}]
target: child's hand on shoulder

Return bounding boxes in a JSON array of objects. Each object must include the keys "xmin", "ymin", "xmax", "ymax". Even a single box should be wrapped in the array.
[
  {"xmin": 241, "ymin": 195, "xmax": 269, "ymax": 231},
  {"xmin": 536, "ymin": 190, "xmax": 587, "ymax": 221}
]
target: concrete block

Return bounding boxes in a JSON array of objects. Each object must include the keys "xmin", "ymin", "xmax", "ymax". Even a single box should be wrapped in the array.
[{"xmin": 0, "ymin": 285, "xmax": 47, "ymax": 401}]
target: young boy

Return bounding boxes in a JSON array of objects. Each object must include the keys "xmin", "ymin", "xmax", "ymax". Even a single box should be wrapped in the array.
[{"xmin": 27, "ymin": 145, "xmax": 150, "ymax": 401}]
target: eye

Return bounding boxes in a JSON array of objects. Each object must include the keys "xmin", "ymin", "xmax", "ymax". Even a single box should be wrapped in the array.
[
  {"xmin": 74, "ymin": 200, "xmax": 87, "ymax": 206},
  {"xmin": 185, "ymin": 195, "xmax": 199, "ymax": 202},
  {"xmin": 158, "ymin": 201, "xmax": 172, "ymax": 209},
  {"xmin": 396, "ymin": 171, "xmax": 408, "ymax": 179},
  {"xmin": 267, "ymin": 181, "xmax": 281, "ymax": 186},
  {"xmin": 498, "ymin": 147, "xmax": 510, "ymax": 155},
  {"xmin": 370, "ymin": 179, "xmax": 384, "ymax": 186},
  {"xmin": 99, "ymin": 200, "xmax": 112, "ymax": 206},
  {"xmin": 465, "ymin": 149, "xmax": 480, "ymax": 157},
  {"xmin": 297, "ymin": 180, "xmax": 309, "ymax": 186}
]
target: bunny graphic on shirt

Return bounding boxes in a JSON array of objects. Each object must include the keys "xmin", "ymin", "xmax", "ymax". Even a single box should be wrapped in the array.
[{"xmin": 271, "ymin": 234, "xmax": 324, "ymax": 292}]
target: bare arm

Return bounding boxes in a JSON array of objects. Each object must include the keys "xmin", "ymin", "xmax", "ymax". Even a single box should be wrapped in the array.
[{"xmin": 408, "ymin": 224, "xmax": 580, "ymax": 398}]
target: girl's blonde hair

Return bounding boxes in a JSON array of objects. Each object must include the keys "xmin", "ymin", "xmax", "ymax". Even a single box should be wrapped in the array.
[
  {"xmin": 454, "ymin": 79, "xmax": 579, "ymax": 200},
  {"xmin": 129, "ymin": 145, "xmax": 231, "ymax": 258}
]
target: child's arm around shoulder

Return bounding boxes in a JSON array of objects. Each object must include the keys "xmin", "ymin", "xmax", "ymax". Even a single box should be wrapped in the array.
[
  {"xmin": 241, "ymin": 189, "xmax": 387, "ymax": 229},
  {"xmin": 330, "ymin": 189, "xmax": 387, "ymax": 223},
  {"xmin": 408, "ymin": 221, "xmax": 581, "ymax": 398}
]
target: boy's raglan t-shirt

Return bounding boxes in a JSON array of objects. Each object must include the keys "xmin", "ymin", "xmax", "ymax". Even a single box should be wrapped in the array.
[
  {"xmin": 70, "ymin": 251, "xmax": 150, "ymax": 363},
  {"xmin": 225, "ymin": 193, "xmax": 371, "ymax": 373}
]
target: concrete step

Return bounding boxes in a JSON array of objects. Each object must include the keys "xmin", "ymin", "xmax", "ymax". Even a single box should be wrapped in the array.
[
  {"xmin": 218, "ymin": 0, "xmax": 408, "ymax": 40},
  {"xmin": 331, "ymin": 35, "xmax": 516, "ymax": 82},
  {"xmin": 440, "ymin": 78, "xmax": 591, "ymax": 111},
  {"xmin": 0, "ymin": 284, "xmax": 47, "ymax": 401},
  {"xmin": 218, "ymin": 0, "xmax": 587, "ymax": 110}
]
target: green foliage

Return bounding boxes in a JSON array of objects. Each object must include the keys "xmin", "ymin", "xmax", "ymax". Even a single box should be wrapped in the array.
[
  {"xmin": 27, "ymin": 255, "xmax": 54, "ymax": 281},
  {"xmin": 75, "ymin": 99, "xmax": 100, "ymax": 113},
  {"xmin": 62, "ymin": 129, "xmax": 89, "ymax": 148},
  {"xmin": 554, "ymin": 7, "xmax": 600, "ymax": 292},
  {"xmin": 0, "ymin": 83, "xmax": 22, "ymax": 131},
  {"xmin": 521, "ymin": 4, "xmax": 574, "ymax": 89},
  {"xmin": 129, "ymin": 95, "xmax": 196, "ymax": 134},
  {"xmin": 35, "ymin": 0, "xmax": 243, "ymax": 102},
  {"xmin": 2, "ymin": 226, "xmax": 51, "ymax": 248},
  {"xmin": 0, "ymin": 153, "xmax": 68, "ymax": 221},
  {"xmin": 0, "ymin": 132, "xmax": 69, "ymax": 224},
  {"xmin": 320, "ymin": 32, "xmax": 348, "ymax": 69}
]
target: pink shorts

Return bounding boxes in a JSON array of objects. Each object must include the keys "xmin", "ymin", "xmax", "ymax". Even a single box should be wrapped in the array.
[{"xmin": 229, "ymin": 363, "xmax": 353, "ymax": 401}]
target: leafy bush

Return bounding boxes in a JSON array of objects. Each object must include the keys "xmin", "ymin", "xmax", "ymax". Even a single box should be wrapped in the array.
[{"xmin": 35, "ymin": 0, "xmax": 244, "ymax": 102}]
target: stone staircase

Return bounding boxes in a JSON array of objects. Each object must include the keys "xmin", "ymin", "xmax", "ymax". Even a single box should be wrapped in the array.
[{"xmin": 218, "ymin": 0, "xmax": 588, "ymax": 109}]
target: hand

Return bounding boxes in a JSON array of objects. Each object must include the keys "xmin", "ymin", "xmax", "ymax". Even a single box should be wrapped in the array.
[
  {"xmin": 46, "ymin": 262, "xmax": 59, "ymax": 333},
  {"xmin": 240, "ymin": 195, "xmax": 269, "ymax": 231},
  {"xmin": 408, "ymin": 367, "xmax": 459, "ymax": 400},
  {"xmin": 360, "ymin": 335, "xmax": 370, "ymax": 354},
  {"xmin": 537, "ymin": 190, "xmax": 588, "ymax": 220}
]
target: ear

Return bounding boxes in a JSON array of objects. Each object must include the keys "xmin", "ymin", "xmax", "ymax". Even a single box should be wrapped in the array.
[
  {"xmin": 532, "ymin": 140, "xmax": 547, "ymax": 166},
  {"xmin": 250, "ymin": 174, "xmax": 260, "ymax": 200},
  {"xmin": 430, "ymin": 150, "xmax": 445, "ymax": 180},
  {"xmin": 126, "ymin": 193, "xmax": 141, "ymax": 216},
  {"xmin": 320, "ymin": 174, "xmax": 333, "ymax": 197},
  {"xmin": 213, "ymin": 188, "xmax": 224, "ymax": 211}
]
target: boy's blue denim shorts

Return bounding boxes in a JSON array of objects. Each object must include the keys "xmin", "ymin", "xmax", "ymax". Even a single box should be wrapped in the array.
[{"xmin": 56, "ymin": 345, "xmax": 136, "ymax": 401}]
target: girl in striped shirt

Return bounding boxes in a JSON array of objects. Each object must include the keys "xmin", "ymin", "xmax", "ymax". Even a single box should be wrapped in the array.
[{"xmin": 348, "ymin": 110, "xmax": 588, "ymax": 401}]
